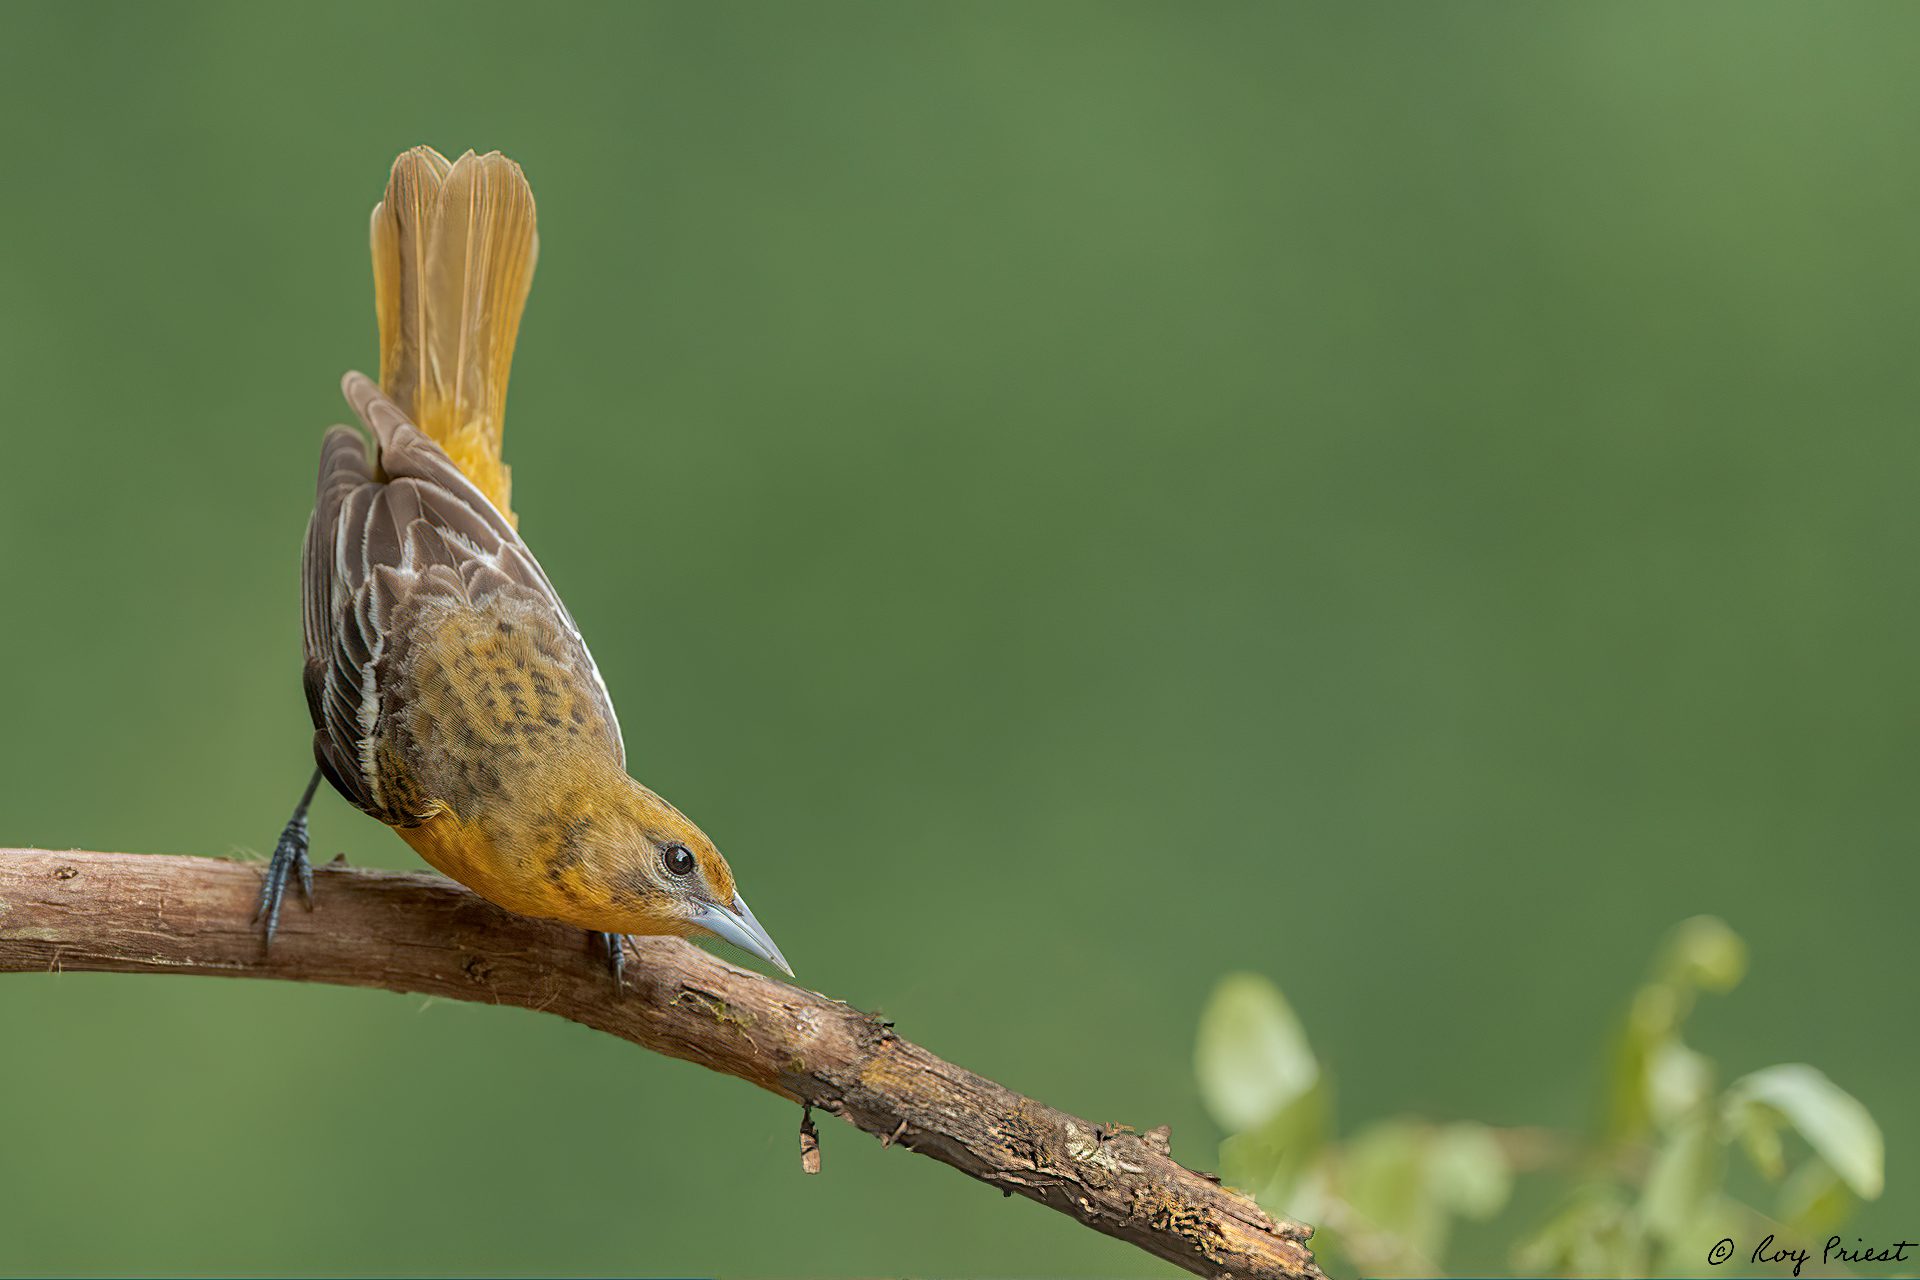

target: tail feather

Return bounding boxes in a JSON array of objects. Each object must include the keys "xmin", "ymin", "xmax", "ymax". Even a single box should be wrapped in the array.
[
  {"xmin": 369, "ymin": 145, "xmax": 537, "ymax": 524},
  {"xmin": 370, "ymin": 146, "xmax": 449, "ymax": 424}
]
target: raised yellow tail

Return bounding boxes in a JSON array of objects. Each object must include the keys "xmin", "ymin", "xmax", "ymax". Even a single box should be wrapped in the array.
[{"xmin": 369, "ymin": 145, "xmax": 538, "ymax": 523}]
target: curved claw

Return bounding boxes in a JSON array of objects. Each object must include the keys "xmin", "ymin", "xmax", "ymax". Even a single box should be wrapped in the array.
[
  {"xmin": 254, "ymin": 811, "xmax": 313, "ymax": 947},
  {"xmin": 596, "ymin": 931, "xmax": 630, "ymax": 990},
  {"xmin": 256, "ymin": 771, "xmax": 322, "ymax": 948}
]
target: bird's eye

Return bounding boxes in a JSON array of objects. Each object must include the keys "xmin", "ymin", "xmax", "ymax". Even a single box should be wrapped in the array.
[{"xmin": 662, "ymin": 843, "xmax": 696, "ymax": 877}]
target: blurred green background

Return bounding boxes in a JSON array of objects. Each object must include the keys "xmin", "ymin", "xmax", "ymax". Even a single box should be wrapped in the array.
[{"xmin": 1, "ymin": 2, "xmax": 1915, "ymax": 1275}]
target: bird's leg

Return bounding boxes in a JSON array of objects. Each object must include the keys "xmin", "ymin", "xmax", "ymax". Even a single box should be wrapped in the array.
[
  {"xmin": 593, "ymin": 931, "xmax": 630, "ymax": 990},
  {"xmin": 255, "ymin": 769, "xmax": 323, "ymax": 947}
]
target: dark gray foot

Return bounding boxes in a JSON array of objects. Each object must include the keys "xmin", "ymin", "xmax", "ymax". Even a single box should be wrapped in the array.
[
  {"xmin": 594, "ymin": 931, "xmax": 632, "ymax": 990},
  {"xmin": 256, "ymin": 770, "xmax": 322, "ymax": 948}
]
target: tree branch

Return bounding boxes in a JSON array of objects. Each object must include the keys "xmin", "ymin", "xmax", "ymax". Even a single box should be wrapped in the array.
[{"xmin": 0, "ymin": 848, "xmax": 1322, "ymax": 1280}]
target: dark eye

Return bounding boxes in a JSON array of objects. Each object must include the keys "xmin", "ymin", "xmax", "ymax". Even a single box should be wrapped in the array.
[{"xmin": 661, "ymin": 843, "xmax": 696, "ymax": 877}]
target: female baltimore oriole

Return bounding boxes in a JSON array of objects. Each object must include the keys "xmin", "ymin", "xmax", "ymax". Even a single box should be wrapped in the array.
[{"xmin": 259, "ymin": 145, "xmax": 789, "ymax": 981}]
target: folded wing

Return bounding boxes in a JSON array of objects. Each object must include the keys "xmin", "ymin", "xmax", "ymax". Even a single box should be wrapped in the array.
[{"xmin": 301, "ymin": 373, "xmax": 623, "ymax": 824}]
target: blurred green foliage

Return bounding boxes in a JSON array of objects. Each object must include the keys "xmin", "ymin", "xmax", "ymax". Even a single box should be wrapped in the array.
[
  {"xmin": 1, "ymin": 2, "xmax": 1916, "ymax": 1275},
  {"xmin": 1197, "ymin": 918, "xmax": 1885, "ymax": 1277}
]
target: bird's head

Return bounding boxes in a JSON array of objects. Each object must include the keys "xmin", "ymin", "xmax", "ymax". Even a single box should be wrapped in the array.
[{"xmin": 601, "ymin": 780, "xmax": 792, "ymax": 976}]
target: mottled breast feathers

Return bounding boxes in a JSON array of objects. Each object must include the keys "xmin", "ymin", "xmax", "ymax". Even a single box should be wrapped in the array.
[{"xmin": 301, "ymin": 373, "xmax": 624, "ymax": 830}]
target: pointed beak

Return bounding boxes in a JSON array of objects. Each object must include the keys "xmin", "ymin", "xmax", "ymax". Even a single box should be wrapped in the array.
[{"xmin": 693, "ymin": 893, "xmax": 793, "ymax": 976}]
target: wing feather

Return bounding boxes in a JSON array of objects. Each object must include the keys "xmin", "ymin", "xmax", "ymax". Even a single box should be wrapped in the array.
[{"xmin": 301, "ymin": 375, "xmax": 626, "ymax": 823}]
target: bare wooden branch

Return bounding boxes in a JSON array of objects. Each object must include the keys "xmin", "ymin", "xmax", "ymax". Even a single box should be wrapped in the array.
[{"xmin": 0, "ymin": 848, "xmax": 1322, "ymax": 1280}]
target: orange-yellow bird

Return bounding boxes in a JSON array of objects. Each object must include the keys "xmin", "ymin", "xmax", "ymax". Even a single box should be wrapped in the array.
[{"xmin": 259, "ymin": 146, "xmax": 789, "ymax": 981}]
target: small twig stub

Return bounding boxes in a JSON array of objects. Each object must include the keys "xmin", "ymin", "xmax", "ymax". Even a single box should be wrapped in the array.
[{"xmin": 799, "ymin": 1106, "xmax": 822, "ymax": 1175}]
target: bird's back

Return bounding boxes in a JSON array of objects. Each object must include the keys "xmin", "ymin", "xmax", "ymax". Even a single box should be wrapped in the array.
[{"xmin": 302, "ymin": 375, "xmax": 627, "ymax": 845}]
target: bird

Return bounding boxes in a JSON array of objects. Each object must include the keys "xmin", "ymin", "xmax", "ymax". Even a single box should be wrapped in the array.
[{"xmin": 258, "ymin": 145, "xmax": 789, "ymax": 982}]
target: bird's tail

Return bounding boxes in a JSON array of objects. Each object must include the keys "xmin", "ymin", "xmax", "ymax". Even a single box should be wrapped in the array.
[{"xmin": 369, "ymin": 145, "xmax": 538, "ymax": 524}]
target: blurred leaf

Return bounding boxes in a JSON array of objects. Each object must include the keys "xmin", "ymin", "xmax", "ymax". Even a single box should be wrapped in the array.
[
  {"xmin": 1220, "ymin": 1075, "xmax": 1331, "ymax": 1209},
  {"xmin": 1607, "ymin": 1024, "xmax": 1656, "ymax": 1141},
  {"xmin": 1639, "ymin": 1115, "xmax": 1721, "ymax": 1242},
  {"xmin": 1196, "ymin": 973, "xmax": 1319, "ymax": 1134},
  {"xmin": 1652, "ymin": 1194, "xmax": 1749, "ymax": 1279},
  {"xmin": 1340, "ymin": 1120, "xmax": 1445, "ymax": 1272},
  {"xmin": 1281, "ymin": 1165, "xmax": 1332, "ymax": 1238},
  {"xmin": 1609, "ymin": 986, "xmax": 1682, "ymax": 1141},
  {"xmin": 1514, "ymin": 1185, "xmax": 1641, "ymax": 1279},
  {"xmin": 1731, "ymin": 1099, "xmax": 1786, "ymax": 1181},
  {"xmin": 1609, "ymin": 918, "xmax": 1746, "ymax": 1143},
  {"xmin": 1318, "ymin": 1119, "xmax": 1518, "ymax": 1274},
  {"xmin": 1646, "ymin": 1039, "xmax": 1714, "ymax": 1131},
  {"xmin": 1726, "ymin": 1064, "xmax": 1883, "ymax": 1198},
  {"xmin": 1777, "ymin": 1158, "xmax": 1855, "ymax": 1237},
  {"xmin": 1429, "ymin": 1121, "xmax": 1512, "ymax": 1221},
  {"xmin": 1198, "ymin": 921, "xmax": 1885, "ymax": 1280},
  {"xmin": 1656, "ymin": 916, "xmax": 1747, "ymax": 994}
]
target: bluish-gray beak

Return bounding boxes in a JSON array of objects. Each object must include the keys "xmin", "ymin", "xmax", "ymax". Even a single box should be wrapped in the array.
[{"xmin": 694, "ymin": 893, "xmax": 792, "ymax": 976}]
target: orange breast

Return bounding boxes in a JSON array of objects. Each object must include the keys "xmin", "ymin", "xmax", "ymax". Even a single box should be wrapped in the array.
[
  {"xmin": 397, "ymin": 809, "xmax": 570, "ymax": 923},
  {"xmin": 393, "ymin": 800, "xmax": 687, "ymax": 938}
]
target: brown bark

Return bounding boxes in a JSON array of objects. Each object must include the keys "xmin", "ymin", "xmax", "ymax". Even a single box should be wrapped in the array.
[{"xmin": 0, "ymin": 848, "xmax": 1323, "ymax": 1280}]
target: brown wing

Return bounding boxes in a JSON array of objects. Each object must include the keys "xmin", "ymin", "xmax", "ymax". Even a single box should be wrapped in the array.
[{"xmin": 301, "ymin": 373, "xmax": 624, "ymax": 823}]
